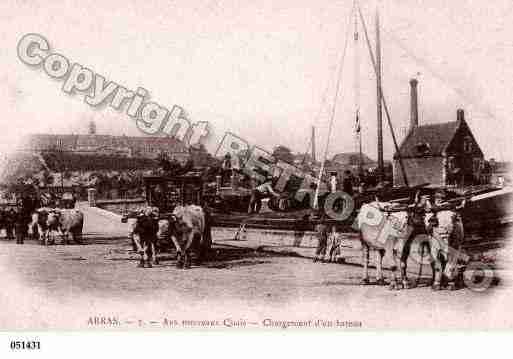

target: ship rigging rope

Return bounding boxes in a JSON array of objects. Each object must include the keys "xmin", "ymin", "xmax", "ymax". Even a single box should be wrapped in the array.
[
  {"xmin": 304, "ymin": 2, "xmax": 360, "ymax": 167},
  {"xmin": 354, "ymin": 1, "xmax": 362, "ymax": 157},
  {"xmin": 382, "ymin": 28, "xmax": 496, "ymax": 121},
  {"xmin": 357, "ymin": 2, "xmax": 409, "ymax": 187},
  {"xmin": 313, "ymin": 0, "xmax": 356, "ymax": 209}
]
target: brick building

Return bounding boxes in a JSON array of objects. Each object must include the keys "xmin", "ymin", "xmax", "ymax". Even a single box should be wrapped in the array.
[{"xmin": 393, "ymin": 79, "xmax": 484, "ymax": 187}]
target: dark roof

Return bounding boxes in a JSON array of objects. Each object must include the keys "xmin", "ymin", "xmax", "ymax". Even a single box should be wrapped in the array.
[{"xmin": 394, "ymin": 120, "xmax": 460, "ymax": 159}]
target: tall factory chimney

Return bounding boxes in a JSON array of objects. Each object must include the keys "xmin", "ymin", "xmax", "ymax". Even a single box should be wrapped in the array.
[
  {"xmin": 457, "ymin": 108, "xmax": 465, "ymax": 122},
  {"xmin": 311, "ymin": 125, "xmax": 316, "ymax": 163},
  {"xmin": 409, "ymin": 78, "xmax": 419, "ymax": 131}
]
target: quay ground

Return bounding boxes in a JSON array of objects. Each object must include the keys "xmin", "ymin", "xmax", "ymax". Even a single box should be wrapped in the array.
[{"xmin": 0, "ymin": 202, "xmax": 511, "ymax": 329}]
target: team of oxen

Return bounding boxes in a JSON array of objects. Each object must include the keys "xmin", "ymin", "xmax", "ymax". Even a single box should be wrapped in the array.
[
  {"xmin": 28, "ymin": 208, "xmax": 84, "ymax": 245},
  {"xmin": 124, "ymin": 198, "xmax": 466, "ymax": 292},
  {"xmin": 356, "ymin": 200, "xmax": 466, "ymax": 291},
  {"xmin": 123, "ymin": 204, "xmax": 212, "ymax": 269},
  {"xmin": 1, "ymin": 195, "xmax": 467, "ymax": 291},
  {"xmin": 0, "ymin": 206, "xmax": 84, "ymax": 245}
]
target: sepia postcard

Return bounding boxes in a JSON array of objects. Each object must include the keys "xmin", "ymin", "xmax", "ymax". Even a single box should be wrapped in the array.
[{"xmin": 1, "ymin": 0, "xmax": 512, "ymax": 341}]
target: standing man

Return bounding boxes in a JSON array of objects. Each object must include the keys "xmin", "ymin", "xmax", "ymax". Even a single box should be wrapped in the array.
[
  {"xmin": 342, "ymin": 170, "xmax": 354, "ymax": 196},
  {"xmin": 16, "ymin": 192, "xmax": 36, "ymax": 244},
  {"xmin": 313, "ymin": 212, "xmax": 329, "ymax": 262},
  {"xmin": 293, "ymin": 213, "xmax": 310, "ymax": 247},
  {"xmin": 329, "ymin": 171, "xmax": 338, "ymax": 193},
  {"xmin": 247, "ymin": 175, "xmax": 280, "ymax": 214},
  {"xmin": 222, "ymin": 153, "xmax": 233, "ymax": 186}
]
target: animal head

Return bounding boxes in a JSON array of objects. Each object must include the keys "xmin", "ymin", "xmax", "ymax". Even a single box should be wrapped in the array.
[
  {"xmin": 46, "ymin": 209, "xmax": 61, "ymax": 221},
  {"xmin": 355, "ymin": 203, "xmax": 384, "ymax": 230},
  {"xmin": 430, "ymin": 210, "xmax": 461, "ymax": 241},
  {"xmin": 171, "ymin": 205, "xmax": 204, "ymax": 232}
]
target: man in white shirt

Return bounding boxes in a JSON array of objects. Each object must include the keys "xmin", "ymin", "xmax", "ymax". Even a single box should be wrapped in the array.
[
  {"xmin": 329, "ymin": 171, "xmax": 338, "ymax": 193},
  {"xmin": 247, "ymin": 175, "xmax": 280, "ymax": 214}
]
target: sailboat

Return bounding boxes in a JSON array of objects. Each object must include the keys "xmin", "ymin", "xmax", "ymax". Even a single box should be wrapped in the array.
[
  {"xmin": 212, "ymin": 1, "xmax": 512, "ymax": 235},
  {"xmin": 356, "ymin": 2, "xmax": 512, "ymax": 233}
]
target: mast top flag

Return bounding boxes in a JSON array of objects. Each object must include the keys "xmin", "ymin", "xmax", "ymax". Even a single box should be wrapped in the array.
[{"xmin": 312, "ymin": 0, "xmax": 409, "ymax": 210}]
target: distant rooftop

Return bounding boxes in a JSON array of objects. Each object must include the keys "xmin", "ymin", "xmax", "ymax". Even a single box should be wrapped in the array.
[{"xmin": 331, "ymin": 152, "xmax": 375, "ymax": 166}]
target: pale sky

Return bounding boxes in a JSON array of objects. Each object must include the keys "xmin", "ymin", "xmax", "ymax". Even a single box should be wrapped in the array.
[{"xmin": 1, "ymin": 0, "xmax": 512, "ymax": 161}]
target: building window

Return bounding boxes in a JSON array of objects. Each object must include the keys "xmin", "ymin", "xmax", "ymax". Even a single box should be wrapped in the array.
[
  {"xmin": 415, "ymin": 142, "xmax": 431, "ymax": 156},
  {"xmin": 473, "ymin": 158, "xmax": 483, "ymax": 173},
  {"xmin": 463, "ymin": 136, "xmax": 473, "ymax": 153},
  {"xmin": 448, "ymin": 156, "xmax": 456, "ymax": 171}
]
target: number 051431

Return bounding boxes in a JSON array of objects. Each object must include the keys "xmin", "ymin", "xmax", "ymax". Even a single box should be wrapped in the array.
[{"xmin": 10, "ymin": 341, "xmax": 40, "ymax": 350}]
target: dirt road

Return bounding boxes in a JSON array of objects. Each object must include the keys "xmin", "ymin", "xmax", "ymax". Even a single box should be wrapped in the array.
[{"xmin": 0, "ymin": 204, "xmax": 511, "ymax": 330}]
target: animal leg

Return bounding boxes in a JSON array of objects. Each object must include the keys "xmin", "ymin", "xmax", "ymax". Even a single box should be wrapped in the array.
[
  {"xmin": 42, "ymin": 226, "xmax": 50, "ymax": 246},
  {"xmin": 170, "ymin": 234, "xmax": 183, "ymax": 255},
  {"xmin": 6, "ymin": 226, "xmax": 14, "ymax": 240},
  {"xmin": 183, "ymin": 251, "xmax": 191, "ymax": 269},
  {"xmin": 326, "ymin": 234, "xmax": 334, "ymax": 263},
  {"xmin": 175, "ymin": 233, "xmax": 186, "ymax": 268},
  {"xmin": 133, "ymin": 234, "xmax": 143, "ymax": 253},
  {"xmin": 360, "ymin": 241, "xmax": 370, "ymax": 285},
  {"xmin": 129, "ymin": 233, "xmax": 137, "ymax": 251},
  {"xmin": 176, "ymin": 251, "xmax": 184, "ymax": 268},
  {"xmin": 183, "ymin": 232, "xmax": 195, "ymax": 269},
  {"xmin": 153, "ymin": 243, "xmax": 159, "ymax": 265},
  {"xmin": 389, "ymin": 250, "xmax": 401, "ymax": 290},
  {"xmin": 431, "ymin": 249, "xmax": 443, "ymax": 290},
  {"xmin": 399, "ymin": 238, "xmax": 413, "ymax": 289},
  {"xmin": 61, "ymin": 230, "xmax": 68, "ymax": 245},
  {"xmin": 141, "ymin": 241, "xmax": 149, "ymax": 268},
  {"xmin": 35, "ymin": 227, "xmax": 41, "ymax": 242},
  {"xmin": 414, "ymin": 241, "xmax": 426, "ymax": 287},
  {"xmin": 146, "ymin": 240, "xmax": 153, "ymax": 268},
  {"xmin": 376, "ymin": 250, "xmax": 385, "ymax": 285},
  {"xmin": 59, "ymin": 227, "xmax": 67, "ymax": 245},
  {"xmin": 400, "ymin": 257, "xmax": 410, "ymax": 289}
]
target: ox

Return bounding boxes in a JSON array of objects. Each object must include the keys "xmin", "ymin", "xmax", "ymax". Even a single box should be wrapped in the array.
[
  {"xmin": 356, "ymin": 203, "xmax": 414, "ymax": 289},
  {"xmin": 131, "ymin": 208, "xmax": 160, "ymax": 268},
  {"xmin": 59, "ymin": 209, "xmax": 84, "ymax": 245},
  {"xmin": 356, "ymin": 201, "xmax": 464, "ymax": 290},
  {"xmin": 425, "ymin": 210, "xmax": 465, "ymax": 290},
  {"xmin": 28, "ymin": 208, "xmax": 84, "ymax": 245},
  {"xmin": 159, "ymin": 205, "xmax": 211, "ymax": 269},
  {"xmin": 28, "ymin": 208, "xmax": 61, "ymax": 245}
]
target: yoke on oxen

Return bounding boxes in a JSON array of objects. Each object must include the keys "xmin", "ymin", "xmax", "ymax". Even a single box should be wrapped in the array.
[
  {"xmin": 356, "ymin": 191, "xmax": 467, "ymax": 290},
  {"xmin": 123, "ymin": 204, "xmax": 211, "ymax": 269},
  {"xmin": 28, "ymin": 207, "xmax": 84, "ymax": 245}
]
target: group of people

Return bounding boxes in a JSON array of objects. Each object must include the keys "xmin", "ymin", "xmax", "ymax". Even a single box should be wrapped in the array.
[
  {"xmin": 0, "ymin": 193, "xmax": 40, "ymax": 244},
  {"xmin": 313, "ymin": 215, "xmax": 345, "ymax": 263}
]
